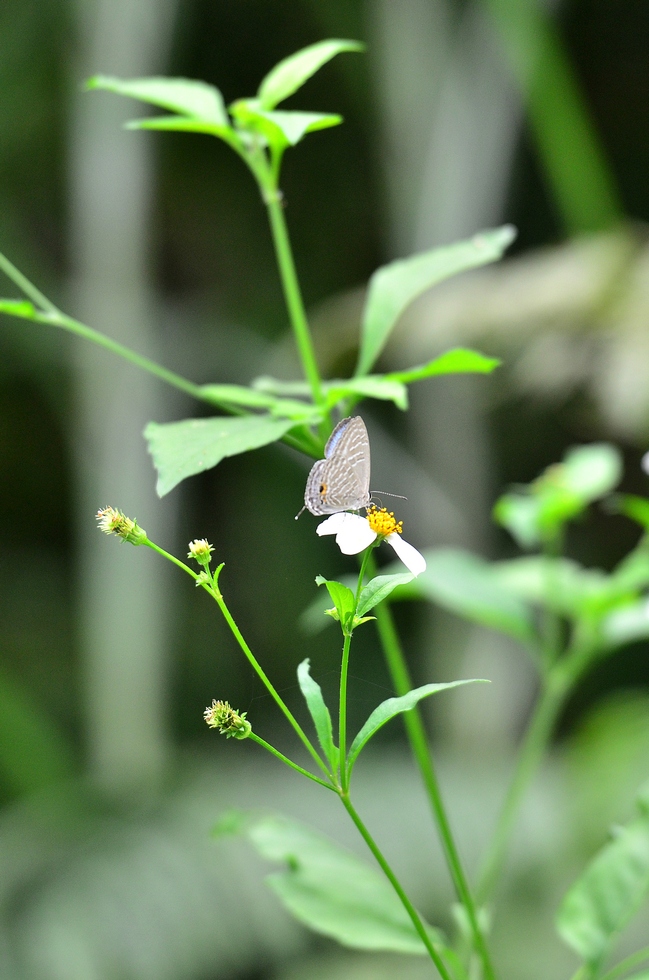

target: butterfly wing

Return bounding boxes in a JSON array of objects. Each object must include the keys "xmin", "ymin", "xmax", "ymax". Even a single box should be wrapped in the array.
[{"xmin": 304, "ymin": 416, "xmax": 371, "ymax": 515}]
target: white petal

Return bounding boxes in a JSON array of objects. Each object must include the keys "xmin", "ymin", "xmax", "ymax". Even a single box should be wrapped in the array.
[
  {"xmin": 386, "ymin": 534, "xmax": 427, "ymax": 576},
  {"xmin": 316, "ymin": 513, "xmax": 355, "ymax": 536}
]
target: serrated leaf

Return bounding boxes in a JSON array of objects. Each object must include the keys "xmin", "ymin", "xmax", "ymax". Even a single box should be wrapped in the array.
[
  {"xmin": 356, "ymin": 573, "xmax": 414, "ymax": 618},
  {"xmin": 556, "ymin": 810, "xmax": 649, "ymax": 963},
  {"xmin": 418, "ymin": 549, "xmax": 537, "ymax": 646},
  {"xmin": 87, "ymin": 75, "xmax": 229, "ymax": 125},
  {"xmin": 315, "ymin": 575, "xmax": 355, "ymax": 632},
  {"xmin": 144, "ymin": 414, "xmax": 295, "ymax": 496},
  {"xmin": 244, "ymin": 812, "xmax": 441, "ymax": 954},
  {"xmin": 258, "ymin": 39, "xmax": 364, "ymax": 109},
  {"xmin": 0, "ymin": 299, "xmax": 37, "ymax": 318},
  {"xmin": 347, "ymin": 680, "xmax": 487, "ymax": 776},
  {"xmin": 297, "ymin": 660, "xmax": 336, "ymax": 770},
  {"xmin": 356, "ymin": 226, "xmax": 516, "ymax": 376},
  {"xmin": 388, "ymin": 348, "xmax": 501, "ymax": 384}
]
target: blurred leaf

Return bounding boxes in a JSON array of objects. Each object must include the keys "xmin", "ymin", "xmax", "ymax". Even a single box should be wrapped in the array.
[
  {"xmin": 417, "ymin": 549, "xmax": 537, "ymax": 646},
  {"xmin": 602, "ymin": 600, "xmax": 649, "ymax": 647},
  {"xmin": 230, "ymin": 100, "xmax": 342, "ymax": 148},
  {"xmin": 347, "ymin": 680, "xmax": 486, "ymax": 776},
  {"xmin": 87, "ymin": 75, "xmax": 229, "ymax": 124},
  {"xmin": 356, "ymin": 226, "xmax": 516, "ymax": 377},
  {"xmin": 198, "ymin": 383, "xmax": 319, "ymax": 421},
  {"xmin": 243, "ymin": 812, "xmax": 441, "ymax": 953},
  {"xmin": 325, "ymin": 376, "xmax": 409, "ymax": 411},
  {"xmin": 145, "ymin": 415, "xmax": 295, "ymax": 496},
  {"xmin": 356, "ymin": 573, "xmax": 414, "ymax": 617},
  {"xmin": 492, "ymin": 556, "xmax": 611, "ymax": 619},
  {"xmin": 315, "ymin": 575, "xmax": 355, "ymax": 632},
  {"xmin": 257, "ymin": 39, "xmax": 364, "ymax": 109},
  {"xmin": 297, "ymin": 660, "xmax": 336, "ymax": 770},
  {"xmin": 614, "ymin": 494, "xmax": 649, "ymax": 533},
  {"xmin": 556, "ymin": 793, "xmax": 649, "ymax": 963},
  {"xmin": 389, "ymin": 348, "xmax": 501, "ymax": 384},
  {"xmin": 495, "ymin": 444, "xmax": 623, "ymax": 548},
  {"xmin": 0, "ymin": 668, "xmax": 74, "ymax": 796}
]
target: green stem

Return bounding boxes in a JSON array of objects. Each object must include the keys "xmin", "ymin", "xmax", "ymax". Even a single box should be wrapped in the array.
[
  {"xmin": 340, "ymin": 794, "xmax": 453, "ymax": 979},
  {"xmin": 368, "ymin": 556, "xmax": 496, "ymax": 980},
  {"xmin": 248, "ymin": 733, "xmax": 336, "ymax": 790},
  {"xmin": 264, "ymin": 192, "xmax": 328, "ymax": 426},
  {"xmin": 598, "ymin": 945, "xmax": 649, "ymax": 980},
  {"xmin": 339, "ymin": 547, "xmax": 374, "ymax": 791},
  {"xmin": 210, "ymin": 580, "xmax": 333, "ymax": 782},
  {"xmin": 0, "ymin": 251, "xmax": 60, "ymax": 314}
]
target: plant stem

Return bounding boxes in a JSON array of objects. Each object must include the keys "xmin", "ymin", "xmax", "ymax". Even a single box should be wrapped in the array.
[
  {"xmin": 210, "ymin": 581, "xmax": 332, "ymax": 781},
  {"xmin": 476, "ymin": 666, "xmax": 569, "ymax": 904},
  {"xmin": 368, "ymin": 556, "xmax": 497, "ymax": 980},
  {"xmin": 340, "ymin": 793, "xmax": 453, "ymax": 979},
  {"xmin": 339, "ymin": 547, "xmax": 374, "ymax": 791},
  {"xmin": 264, "ymin": 192, "xmax": 328, "ymax": 427},
  {"xmin": 0, "ymin": 251, "xmax": 61, "ymax": 314},
  {"xmin": 248, "ymin": 733, "xmax": 336, "ymax": 790}
]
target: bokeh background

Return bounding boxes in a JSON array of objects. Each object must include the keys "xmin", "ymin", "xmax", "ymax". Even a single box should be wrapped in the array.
[{"xmin": 2, "ymin": 1, "xmax": 649, "ymax": 977}]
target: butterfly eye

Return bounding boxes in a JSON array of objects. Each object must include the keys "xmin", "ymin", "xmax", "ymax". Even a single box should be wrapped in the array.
[{"xmin": 320, "ymin": 484, "xmax": 327, "ymax": 495}]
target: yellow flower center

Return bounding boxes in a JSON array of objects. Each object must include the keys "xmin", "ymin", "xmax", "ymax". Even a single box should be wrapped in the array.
[{"xmin": 366, "ymin": 505, "xmax": 403, "ymax": 537}]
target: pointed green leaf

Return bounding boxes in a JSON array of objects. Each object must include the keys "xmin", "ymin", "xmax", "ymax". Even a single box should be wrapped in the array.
[
  {"xmin": 315, "ymin": 575, "xmax": 356, "ymax": 632},
  {"xmin": 418, "ymin": 549, "xmax": 537, "ymax": 646},
  {"xmin": 258, "ymin": 39, "xmax": 364, "ymax": 109},
  {"xmin": 87, "ymin": 75, "xmax": 229, "ymax": 125},
  {"xmin": 615, "ymin": 494, "xmax": 649, "ymax": 533},
  {"xmin": 356, "ymin": 226, "xmax": 516, "ymax": 376},
  {"xmin": 557, "ymin": 809, "xmax": 649, "ymax": 963},
  {"xmin": 357, "ymin": 573, "xmax": 415, "ymax": 618},
  {"xmin": 347, "ymin": 680, "xmax": 487, "ymax": 775},
  {"xmin": 244, "ymin": 812, "xmax": 441, "ymax": 953},
  {"xmin": 388, "ymin": 348, "xmax": 501, "ymax": 384},
  {"xmin": 325, "ymin": 376, "xmax": 409, "ymax": 411},
  {"xmin": 230, "ymin": 100, "xmax": 341, "ymax": 148},
  {"xmin": 297, "ymin": 660, "xmax": 336, "ymax": 770},
  {"xmin": 197, "ymin": 383, "xmax": 319, "ymax": 421},
  {"xmin": 144, "ymin": 414, "xmax": 295, "ymax": 496}
]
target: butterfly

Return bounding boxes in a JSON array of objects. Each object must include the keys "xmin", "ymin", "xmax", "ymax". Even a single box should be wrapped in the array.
[{"xmin": 302, "ymin": 416, "xmax": 371, "ymax": 516}]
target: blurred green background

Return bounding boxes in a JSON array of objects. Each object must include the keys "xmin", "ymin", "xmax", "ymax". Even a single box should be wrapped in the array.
[{"xmin": 2, "ymin": 0, "xmax": 649, "ymax": 977}]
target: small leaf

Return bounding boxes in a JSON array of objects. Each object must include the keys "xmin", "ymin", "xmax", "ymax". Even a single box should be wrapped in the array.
[
  {"xmin": 258, "ymin": 39, "xmax": 364, "ymax": 109},
  {"xmin": 356, "ymin": 573, "xmax": 415, "ymax": 618},
  {"xmin": 299, "ymin": 574, "xmax": 361, "ymax": 634},
  {"xmin": 243, "ymin": 812, "xmax": 441, "ymax": 953},
  {"xmin": 556, "ymin": 809, "xmax": 649, "ymax": 963},
  {"xmin": 230, "ymin": 100, "xmax": 342, "ymax": 148},
  {"xmin": 492, "ymin": 556, "xmax": 612, "ymax": 619},
  {"xmin": 602, "ymin": 600, "xmax": 649, "ymax": 647},
  {"xmin": 356, "ymin": 226, "xmax": 516, "ymax": 377},
  {"xmin": 198, "ymin": 384, "xmax": 319, "ymax": 421},
  {"xmin": 144, "ymin": 414, "xmax": 295, "ymax": 496},
  {"xmin": 389, "ymin": 348, "xmax": 501, "ymax": 384},
  {"xmin": 297, "ymin": 660, "xmax": 336, "ymax": 770},
  {"xmin": 87, "ymin": 75, "xmax": 229, "ymax": 125},
  {"xmin": 347, "ymin": 680, "xmax": 487, "ymax": 776},
  {"xmin": 315, "ymin": 575, "xmax": 355, "ymax": 632},
  {"xmin": 562, "ymin": 444, "xmax": 622, "ymax": 499},
  {"xmin": 0, "ymin": 299, "xmax": 37, "ymax": 318},
  {"xmin": 493, "ymin": 493, "xmax": 543, "ymax": 549},
  {"xmin": 613, "ymin": 493, "xmax": 649, "ymax": 533},
  {"xmin": 418, "ymin": 549, "xmax": 537, "ymax": 646}
]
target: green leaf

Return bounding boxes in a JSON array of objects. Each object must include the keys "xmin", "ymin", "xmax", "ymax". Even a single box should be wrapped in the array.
[
  {"xmin": 356, "ymin": 573, "xmax": 415, "ymax": 618},
  {"xmin": 258, "ymin": 39, "xmax": 364, "ymax": 109},
  {"xmin": 0, "ymin": 299, "xmax": 37, "ymax": 319},
  {"xmin": 198, "ymin": 384, "xmax": 319, "ymax": 421},
  {"xmin": 602, "ymin": 601, "xmax": 649, "ymax": 647},
  {"xmin": 388, "ymin": 348, "xmax": 501, "ymax": 384},
  {"xmin": 144, "ymin": 414, "xmax": 295, "ymax": 496},
  {"xmin": 347, "ymin": 680, "xmax": 487, "ymax": 776},
  {"xmin": 324, "ymin": 375, "xmax": 409, "ymax": 411},
  {"xmin": 297, "ymin": 660, "xmax": 336, "ymax": 770},
  {"xmin": 315, "ymin": 575, "xmax": 356, "ymax": 633},
  {"xmin": 230, "ymin": 100, "xmax": 342, "ymax": 148},
  {"xmin": 556, "ymin": 805, "xmax": 649, "ymax": 963},
  {"xmin": 417, "ymin": 549, "xmax": 537, "ymax": 646},
  {"xmin": 492, "ymin": 556, "xmax": 612, "ymax": 619},
  {"xmin": 356, "ymin": 225, "xmax": 516, "ymax": 376},
  {"xmin": 562, "ymin": 444, "xmax": 623, "ymax": 499},
  {"xmin": 614, "ymin": 493, "xmax": 649, "ymax": 533},
  {"xmin": 87, "ymin": 75, "xmax": 229, "ymax": 125},
  {"xmin": 243, "ymin": 812, "xmax": 441, "ymax": 953}
]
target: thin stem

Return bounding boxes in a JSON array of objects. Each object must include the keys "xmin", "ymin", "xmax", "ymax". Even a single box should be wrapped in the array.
[
  {"xmin": 599, "ymin": 945, "xmax": 649, "ymax": 980},
  {"xmin": 144, "ymin": 540, "xmax": 202, "ymax": 581},
  {"xmin": 248, "ymin": 733, "xmax": 336, "ymax": 790},
  {"xmin": 264, "ymin": 192, "xmax": 328, "ymax": 425},
  {"xmin": 338, "ymin": 632, "xmax": 352, "ymax": 791},
  {"xmin": 368, "ymin": 556, "xmax": 496, "ymax": 980},
  {"xmin": 0, "ymin": 250, "xmax": 61, "ymax": 314},
  {"xmin": 340, "ymin": 794, "xmax": 453, "ymax": 979},
  {"xmin": 210, "ymin": 580, "xmax": 333, "ymax": 782},
  {"xmin": 476, "ymin": 665, "xmax": 569, "ymax": 904}
]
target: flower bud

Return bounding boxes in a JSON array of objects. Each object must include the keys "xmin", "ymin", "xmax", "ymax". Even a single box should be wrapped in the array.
[
  {"xmin": 203, "ymin": 699, "xmax": 252, "ymax": 740},
  {"xmin": 188, "ymin": 538, "xmax": 215, "ymax": 568},
  {"xmin": 96, "ymin": 507, "xmax": 148, "ymax": 545}
]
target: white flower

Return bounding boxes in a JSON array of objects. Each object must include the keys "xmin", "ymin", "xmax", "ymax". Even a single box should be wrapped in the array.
[{"xmin": 316, "ymin": 507, "xmax": 426, "ymax": 576}]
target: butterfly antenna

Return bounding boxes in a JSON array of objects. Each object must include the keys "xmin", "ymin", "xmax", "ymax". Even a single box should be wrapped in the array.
[
  {"xmin": 295, "ymin": 505, "xmax": 306, "ymax": 521},
  {"xmin": 371, "ymin": 490, "xmax": 407, "ymax": 500}
]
